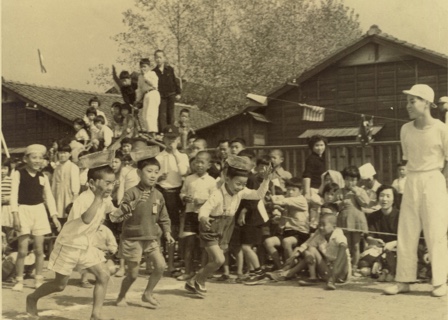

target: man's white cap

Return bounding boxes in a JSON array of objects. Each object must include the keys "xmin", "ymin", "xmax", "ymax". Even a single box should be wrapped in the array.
[
  {"xmin": 438, "ymin": 96, "xmax": 448, "ymax": 104},
  {"xmin": 359, "ymin": 163, "xmax": 376, "ymax": 179},
  {"xmin": 403, "ymin": 84, "xmax": 436, "ymax": 107}
]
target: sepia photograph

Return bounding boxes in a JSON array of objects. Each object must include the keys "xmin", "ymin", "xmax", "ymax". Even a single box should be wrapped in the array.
[{"xmin": 1, "ymin": 0, "xmax": 447, "ymax": 319}]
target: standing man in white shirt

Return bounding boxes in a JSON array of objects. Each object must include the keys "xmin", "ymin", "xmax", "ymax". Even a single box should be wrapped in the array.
[{"xmin": 156, "ymin": 125, "xmax": 189, "ymax": 276}]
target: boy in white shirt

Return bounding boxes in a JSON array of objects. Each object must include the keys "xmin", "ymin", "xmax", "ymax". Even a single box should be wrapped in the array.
[
  {"xmin": 93, "ymin": 116, "xmax": 114, "ymax": 150},
  {"xmin": 26, "ymin": 157, "xmax": 118, "ymax": 320},
  {"xmin": 384, "ymin": 84, "xmax": 448, "ymax": 297}
]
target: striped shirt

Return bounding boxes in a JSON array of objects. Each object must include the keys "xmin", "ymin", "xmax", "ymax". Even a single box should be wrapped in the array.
[{"xmin": 2, "ymin": 176, "xmax": 12, "ymax": 204}]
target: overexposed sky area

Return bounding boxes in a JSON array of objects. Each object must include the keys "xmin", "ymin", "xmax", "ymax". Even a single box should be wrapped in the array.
[{"xmin": 1, "ymin": 0, "xmax": 447, "ymax": 92}]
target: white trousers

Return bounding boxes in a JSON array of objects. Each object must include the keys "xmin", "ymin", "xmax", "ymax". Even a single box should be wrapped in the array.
[
  {"xmin": 141, "ymin": 90, "xmax": 160, "ymax": 133},
  {"xmin": 396, "ymin": 170, "xmax": 448, "ymax": 286}
]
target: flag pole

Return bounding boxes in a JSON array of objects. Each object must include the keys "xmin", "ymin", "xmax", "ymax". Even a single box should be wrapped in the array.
[{"xmin": 1, "ymin": 131, "xmax": 11, "ymax": 158}]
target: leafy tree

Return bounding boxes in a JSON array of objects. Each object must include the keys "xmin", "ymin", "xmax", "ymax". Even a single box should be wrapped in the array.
[{"xmin": 89, "ymin": 0, "xmax": 361, "ymax": 119}]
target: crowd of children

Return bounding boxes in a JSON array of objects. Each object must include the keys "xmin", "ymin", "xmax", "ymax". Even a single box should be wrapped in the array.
[{"xmin": 1, "ymin": 83, "xmax": 447, "ymax": 318}]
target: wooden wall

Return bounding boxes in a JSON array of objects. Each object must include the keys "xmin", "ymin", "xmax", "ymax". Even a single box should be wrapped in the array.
[
  {"xmin": 2, "ymin": 102, "xmax": 74, "ymax": 149},
  {"xmin": 267, "ymin": 58, "xmax": 447, "ymax": 146}
]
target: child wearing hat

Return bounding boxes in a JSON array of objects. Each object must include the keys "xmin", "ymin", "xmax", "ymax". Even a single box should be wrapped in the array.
[
  {"xmin": 384, "ymin": 84, "xmax": 448, "ymax": 297},
  {"xmin": 185, "ymin": 155, "xmax": 273, "ymax": 297},
  {"xmin": 111, "ymin": 146, "xmax": 175, "ymax": 309},
  {"xmin": 263, "ymin": 177, "xmax": 310, "ymax": 270},
  {"xmin": 10, "ymin": 144, "xmax": 62, "ymax": 291},
  {"xmin": 26, "ymin": 152, "xmax": 118, "ymax": 320},
  {"xmin": 135, "ymin": 58, "xmax": 160, "ymax": 137}
]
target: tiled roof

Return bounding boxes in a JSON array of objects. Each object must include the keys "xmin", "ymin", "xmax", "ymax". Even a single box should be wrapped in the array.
[
  {"xmin": 298, "ymin": 126, "xmax": 383, "ymax": 139},
  {"xmin": 2, "ymin": 80, "xmax": 217, "ymax": 130}
]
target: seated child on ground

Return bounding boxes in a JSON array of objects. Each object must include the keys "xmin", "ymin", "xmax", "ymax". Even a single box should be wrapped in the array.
[
  {"xmin": 294, "ymin": 208, "xmax": 350, "ymax": 290},
  {"xmin": 263, "ymin": 177, "xmax": 309, "ymax": 270}
]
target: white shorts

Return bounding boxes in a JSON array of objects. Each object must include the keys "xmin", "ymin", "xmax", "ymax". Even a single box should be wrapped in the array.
[
  {"xmin": 18, "ymin": 203, "xmax": 52, "ymax": 236},
  {"xmin": 48, "ymin": 242, "xmax": 106, "ymax": 276}
]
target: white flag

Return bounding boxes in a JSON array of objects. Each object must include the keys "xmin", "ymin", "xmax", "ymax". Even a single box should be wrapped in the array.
[{"xmin": 302, "ymin": 104, "xmax": 325, "ymax": 121}]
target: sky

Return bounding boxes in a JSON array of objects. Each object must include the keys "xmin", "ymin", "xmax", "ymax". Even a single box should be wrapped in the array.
[{"xmin": 1, "ymin": 0, "xmax": 447, "ymax": 92}]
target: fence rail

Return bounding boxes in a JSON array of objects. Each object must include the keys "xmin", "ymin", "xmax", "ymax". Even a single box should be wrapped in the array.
[{"xmin": 240, "ymin": 141, "xmax": 402, "ymax": 185}]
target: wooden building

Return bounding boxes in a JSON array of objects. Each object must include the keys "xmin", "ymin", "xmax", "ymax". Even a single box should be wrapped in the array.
[
  {"xmin": 196, "ymin": 26, "xmax": 448, "ymax": 184},
  {"xmin": 1, "ymin": 80, "xmax": 217, "ymax": 153}
]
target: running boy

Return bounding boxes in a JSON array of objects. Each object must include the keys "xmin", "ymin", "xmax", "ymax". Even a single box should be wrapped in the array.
[
  {"xmin": 11, "ymin": 144, "xmax": 62, "ymax": 291},
  {"xmin": 384, "ymin": 84, "xmax": 448, "ymax": 297},
  {"xmin": 185, "ymin": 155, "xmax": 273, "ymax": 297},
  {"xmin": 111, "ymin": 146, "xmax": 175, "ymax": 309},
  {"xmin": 26, "ymin": 154, "xmax": 117, "ymax": 320}
]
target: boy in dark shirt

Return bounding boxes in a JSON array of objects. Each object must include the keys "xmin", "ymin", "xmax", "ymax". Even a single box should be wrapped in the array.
[{"xmin": 153, "ymin": 50, "xmax": 182, "ymax": 129}]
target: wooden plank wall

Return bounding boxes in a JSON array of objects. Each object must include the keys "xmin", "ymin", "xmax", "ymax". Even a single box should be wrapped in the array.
[
  {"xmin": 2, "ymin": 102, "xmax": 74, "ymax": 148},
  {"xmin": 266, "ymin": 58, "xmax": 447, "ymax": 146}
]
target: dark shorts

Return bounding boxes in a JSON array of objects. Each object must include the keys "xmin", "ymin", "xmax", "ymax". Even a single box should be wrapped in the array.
[
  {"xmin": 156, "ymin": 186, "xmax": 182, "ymax": 226},
  {"xmin": 230, "ymin": 224, "xmax": 263, "ymax": 246},
  {"xmin": 276, "ymin": 230, "xmax": 309, "ymax": 246},
  {"xmin": 199, "ymin": 215, "xmax": 235, "ymax": 250},
  {"xmin": 184, "ymin": 212, "xmax": 199, "ymax": 234}
]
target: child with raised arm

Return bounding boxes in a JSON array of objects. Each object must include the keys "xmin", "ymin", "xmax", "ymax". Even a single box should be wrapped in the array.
[
  {"xmin": 26, "ymin": 156, "xmax": 117, "ymax": 320},
  {"xmin": 335, "ymin": 166, "xmax": 370, "ymax": 277},
  {"xmin": 185, "ymin": 155, "xmax": 273, "ymax": 297},
  {"xmin": 384, "ymin": 84, "xmax": 448, "ymax": 297},
  {"xmin": 111, "ymin": 147, "xmax": 175, "ymax": 309},
  {"xmin": 10, "ymin": 145, "xmax": 62, "ymax": 292},
  {"xmin": 179, "ymin": 151, "xmax": 217, "ymax": 280}
]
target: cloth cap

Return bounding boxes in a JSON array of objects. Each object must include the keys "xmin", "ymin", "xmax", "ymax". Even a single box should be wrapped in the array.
[
  {"xmin": 130, "ymin": 145, "xmax": 161, "ymax": 162},
  {"xmin": 25, "ymin": 144, "xmax": 47, "ymax": 156},
  {"xmin": 78, "ymin": 150, "xmax": 115, "ymax": 169},
  {"xmin": 438, "ymin": 96, "xmax": 448, "ymax": 104},
  {"xmin": 359, "ymin": 163, "xmax": 376, "ymax": 179},
  {"xmin": 402, "ymin": 84, "xmax": 435, "ymax": 107},
  {"xmin": 162, "ymin": 125, "xmax": 180, "ymax": 138},
  {"xmin": 140, "ymin": 58, "xmax": 151, "ymax": 67},
  {"xmin": 226, "ymin": 155, "xmax": 254, "ymax": 171}
]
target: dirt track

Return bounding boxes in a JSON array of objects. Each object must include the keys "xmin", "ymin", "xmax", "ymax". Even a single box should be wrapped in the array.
[{"xmin": 2, "ymin": 267, "xmax": 447, "ymax": 320}]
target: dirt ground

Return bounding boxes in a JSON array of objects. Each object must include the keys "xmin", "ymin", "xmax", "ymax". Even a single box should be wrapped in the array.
[{"xmin": 2, "ymin": 265, "xmax": 447, "ymax": 320}]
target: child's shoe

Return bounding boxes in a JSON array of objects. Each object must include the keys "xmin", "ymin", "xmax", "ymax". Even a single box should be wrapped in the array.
[
  {"xmin": 385, "ymin": 274, "xmax": 395, "ymax": 282},
  {"xmin": 194, "ymin": 281, "xmax": 207, "ymax": 297},
  {"xmin": 431, "ymin": 284, "xmax": 447, "ymax": 297},
  {"xmin": 216, "ymin": 274, "xmax": 230, "ymax": 282},
  {"xmin": 298, "ymin": 278, "xmax": 320, "ymax": 286},
  {"xmin": 326, "ymin": 281, "xmax": 336, "ymax": 290},
  {"xmin": 383, "ymin": 282, "xmax": 410, "ymax": 295},
  {"xmin": 177, "ymin": 273, "xmax": 194, "ymax": 281},
  {"xmin": 377, "ymin": 272, "xmax": 387, "ymax": 282},
  {"xmin": 81, "ymin": 281, "xmax": 93, "ymax": 288},
  {"xmin": 12, "ymin": 281, "xmax": 24, "ymax": 292}
]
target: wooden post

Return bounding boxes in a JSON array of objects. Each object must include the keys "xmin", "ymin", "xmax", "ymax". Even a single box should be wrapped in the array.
[{"xmin": 1, "ymin": 131, "xmax": 10, "ymax": 158}]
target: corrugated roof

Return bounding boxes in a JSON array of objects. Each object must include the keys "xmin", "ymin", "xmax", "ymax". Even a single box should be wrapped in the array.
[
  {"xmin": 298, "ymin": 126, "xmax": 383, "ymax": 139},
  {"xmin": 2, "ymin": 80, "xmax": 217, "ymax": 130}
]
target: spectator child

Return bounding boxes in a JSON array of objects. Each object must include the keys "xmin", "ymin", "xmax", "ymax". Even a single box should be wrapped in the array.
[
  {"xmin": 269, "ymin": 149, "xmax": 292, "ymax": 193},
  {"xmin": 26, "ymin": 163, "xmax": 117, "ymax": 319},
  {"xmin": 111, "ymin": 151, "xmax": 174, "ymax": 309},
  {"xmin": 156, "ymin": 125, "xmax": 189, "ymax": 276},
  {"xmin": 391, "ymin": 162, "xmax": 407, "ymax": 195},
  {"xmin": 1, "ymin": 159, "xmax": 13, "ymax": 241},
  {"xmin": 135, "ymin": 58, "xmax": 160, "ymax": 136},
  {"xmin": 84, "ymin": 107, "xmax": 99, "ymax": 139},
  {"xmin": 52, "ymin": 145, "xmax": 80, "ymax": 221},
  {"xmin": 120, "ymin": 103, "xmax": 136, "ymax": 138},
  {"xmin": 335, "ymin": 166, "xmax": 370, "ymax": 276},
  {"xmin": 83, "ymin": 96, "xmax": 108, "ymax": 126},
  {"xmin": 179, "ymin": 151, "xmax": 217, "ymax": 280},
  {"xmin": 93, "ymin": 116, "xmax": 113, "ymax": 150},
  {"xmin": 189, "ymin": 138, "xmax": 207, "ymax": 159},
  {"xmin": 176, "ymin": 108, "xmax": 195, "ymax": 150},
  {"xmin": 120, "ymin": 138, "xmax": 133, "ymax": 156},
  {"xmin": 111, "ymin": 102, "xmax": 124, "ymax": 138},
  {"xmin": 112, "ymin": 65, "xmax": 138, "ymax": 105},
  {"xmin": 185, "ymin": 155, "xmax": 273, "ymax": 297},
  {"xmin": 10, "ymin": 145, "xmax": 62, "ymax": 291},
  {"xmin": 318, "ymin": 170, "xmax": 345, "ymax": 195},
  {"xmin": 359, "ymin": 163, "xmax": 382, "ymax": 214},
  {"xmin": 264, "ymin": 177, "xmax": 309, "ymax": 269},
  {"xmin": 153, "ymin": 49, "xmax": 182, "ymax": 129},
  {"xmin": 230, "ymin": 138, "xmax": 246, "ymax": 155},
  {"xmin": 73, "ymin": 118, "xmax": 90, "ymax": 145},
  {"xmin": 294, "ymin": 210, "xmax": 350, "ymax": 290}
]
